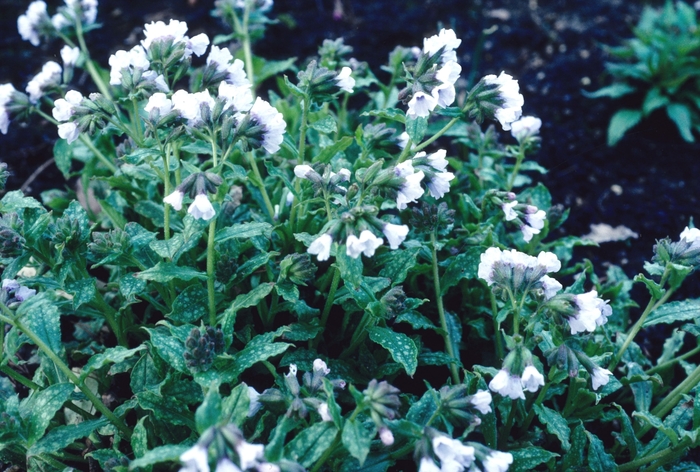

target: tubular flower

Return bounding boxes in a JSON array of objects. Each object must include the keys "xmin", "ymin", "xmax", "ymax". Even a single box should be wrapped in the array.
[
  {"xmin": 346, "ymin": 230, "xmax": 384, "ymax": 258},
  {"xmin": 308, "ymin": 233, "xmax": 333, "ymax": 261},
  {"xmin": 334, "ymin": 66, "xmax": 355, "ymax": 93},
  {"xmin": 382, "ymin": 223, "xmax": 409, "ymax": 249},
  {"xmin": 396, "ymin": 171, "xmax": 425, "ymax": 210},
  {"xmin": 482, "ymin": 72, "xmax": 524, "ymax": 131},
  {"xmin": 163, "ymin": 189, "xmax": 184, "ymax": 211},
  {"xmin": 18, "ymin": 1, "xmax": 49, "ymax": 46},
  {"xmin": 423, "ymin": 28, "xmax": 462, "ymax": 63},
  {"xmin": 248, "ymin": 97, "xmax": 286, "ymax": 154},
  {"xmin": 407, "ymin": 91, "xmax": 438, "ymax": 119},
  {"xmin": 488, "ymin": 368, "xmax": 525, "ymax": 400},
  {"xmin": 567, "ymin": 290, "xmax": 612, "ymax": 334},
  {"xmin": 188, "ymin": 194, "xmax": 216, "ymax": 221},
  {"xmin": 26, "ymin": 61, "xmax": 62, "ymax": 103}
]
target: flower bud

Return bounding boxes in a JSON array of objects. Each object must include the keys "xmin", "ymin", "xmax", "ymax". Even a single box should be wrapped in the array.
[
  {"xmin": 380, "ymin": 286, "xmax": 407, "ymax": 318},
  {"xmin": 279, "ymin": 253, "xmax": 317, "ymax": 286},
  {"xmin": 363, "ymin": 379, "xmax": 401, "ymax": 422}
]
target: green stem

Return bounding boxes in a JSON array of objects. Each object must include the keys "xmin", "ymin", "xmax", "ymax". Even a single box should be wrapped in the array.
[
  {"xmin": 35, "ymin": 109, "xmax": 117, "ymax": 173},
  {"xmin": 646, "ymin": 344, "xmax": 700, "ymax": 376},
  {"xmin": 246, "ymin": 152, "xmax": 276, "ymax": 220},
  {"xmin": 131, "ymin": 97, "xmax": 144, "ymax": 144},
  {"xmin": 0, "ymin": 308, "xmax": 131, "ymax": 439},
  {"xmin": 289, "ymin": 95, "xmax": 311, "ymax": 230},
  {"xmin": 649, "ymin": 362, "xmax": 700, "ymax": 425},
  {"xmin": 163, "ymin": 146, "xmax": 172, "ymax": 240},
  {"xmin": 609, "ymin": 283, "xmax": 674, "ymax": 371},
  {"xmin": 431, "ymin": 232, "xmax": 460, "ymax": 384},
  {"xmin": 491, "ymin": 292, "xmax": 504, "ymax": 361},
  {"xmin": 242, "ymin": 3, "xmax": 256, "ymax": 90},
  {"xmin": 520, "ymin": 383, "xmax": 550, "ymax": 433},
  {"xmin": 318, "ymin": 267, "xmax": 341, "ymax": 331},
  {"xmin": 207, "ymin": 220, "xmax": 218, "ymax": 327},
  {"xmin": 498, "ymin": 401, "xmax": 517, "ymax": 450},
  {"xmin": 618, "ymin": 437, "xmax": 694, "ymax": 471},
  {"xmin": 74, "ymin": 20, "xmax": 112, "ymax": 101},
  {"xmin": 310, "ymin": 432, "xmax": 341, "ymax": 472},
  {"xmin": 506, "ymin": 145, "xmax": 525, "ymax": 191},
  {"xmin": 412, "ymin": 116, "xmax": 460, "ymax": 154}
]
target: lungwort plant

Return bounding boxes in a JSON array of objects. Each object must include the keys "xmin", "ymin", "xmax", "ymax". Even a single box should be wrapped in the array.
[{"xmin": 2, "ymin": 0, "xmax": 700, "ymax": 471}]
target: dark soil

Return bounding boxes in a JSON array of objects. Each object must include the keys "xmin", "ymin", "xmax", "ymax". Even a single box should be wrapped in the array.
[{"xmin": 2, "ymin": 0, "xmax": 698, "ymax": 282}]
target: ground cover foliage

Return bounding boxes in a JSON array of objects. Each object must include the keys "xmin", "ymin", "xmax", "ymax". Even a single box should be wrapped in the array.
[{"xmin": 1, "ymin": 1, "xmax": 700, "ymax": 471}]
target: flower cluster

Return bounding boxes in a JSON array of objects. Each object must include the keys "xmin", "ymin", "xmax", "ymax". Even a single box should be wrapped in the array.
[
  {"xmin": 2, "ymin": 279, "xmax": 36, "ymax": 304},
  {"xmin": 501, "ymin": 198, "xmax": 547, "ymax": 242},
  {"xmin": 26, "ymin": 61, "xmax": 62, "ymax": 103},
  {"xmin": 419, "ymin": 431, "xmax": 513, "ymax": 472},
  {"xmin": 478, "ymin": 247, "xmax": 561, "ymax": 298},
  {"xmin": 482, "ymin": 72, "xmax": 524, "ymax": 131},
  {"xmin": 566, "ymin": 290, "xmax": 612, "ymax": 334},
  {"xmin": 402, "ymin": 149, "xmax": 455, "ymax": 200},
  {"xmin": 489, "ymin": 364, "xmax": 544, "ymax": 400},
  {"xmin": 18, "ymin": 0, "xmax": 98, "ymax": 47}
]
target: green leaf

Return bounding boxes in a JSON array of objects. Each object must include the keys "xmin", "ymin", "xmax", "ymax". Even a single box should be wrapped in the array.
[
  {"xmin": 23, "ymin": 383, "xmax": 75, "ymax": 446},
  {"xmin": 195, "ymin": 386, "xmax": 222, "ymax": 434},
  {"xmin": 396, "ymin": 311, "xmax": 437, "ymax": 330},
  {"xmin": 642, "ymin": 88, "xmax": 669, "ymax": 115},
  {"xmin": 667, "ymin": 103, "xmax": 695, "ymax": 142},
  {"xmin": 80, "ymin": 345, "xmax": 145, "ymax": 381},
  {"xmin": 314, "ymin": 136, "xmax": 354, "ymax": 164},
  {"xmin": 65, "ymin": 278, "xmax": 96, "ymax": 309},
  {"xmin": 132, "ymin": 417, "xmax": 149, "ymax": 459},
  {"xmin": 18, "ymin": 292, "xmax": 62, "ymax": 356},
  {"xmin": 336, "ymin": 251, "xmax": 364, "ymax": 289},
  {"xmin": 534, "ymin": 404, "xmax": 570, "ymax": 451},
  {"xmin": 231, "ymin": 252, "xmax": 278, "ymax": 285},
  {"xmin": 406, "ymin": 116, "xmax": 428, "ymax": 143},
  {"xmin": 406, "ymin": 388, "xmax": 438, "ymax": 427},
  {"xmin": 607, "ymin": 109, "xmax": 642, "ymax": 146},
  {"xmin": 137, "ymin": 390, "xmax": 195, "ymax": 428},
  {"xmin": 144, "ymin": 327, "xmax": 189, "ymax": 374},
  {"xmin": 257, "ymin": 57, "xmax": 296, "ymax": 83},
  {"xmin": 586, "ymin": 430, "xmax": 619, "ymax": 471},
  {"xmin": 342, "ymin": 419, "xmax": 375, "ymax": 466},
  {"xmin": 361, "ymin": 108, "xmax": 406, "ymax": 123},
  {"xmin": 136, "ymin": 262, "xmax": 207, "ymax": 283},
  {"xmin": 614, "ymin": 404, "xmax": 640, "ymax": 459},
  {"xmin": 128, "ymin": 444, "xmax": 189, "ymax": 469},
  {"xmin": 311, "ymin": 115, "xmax": 338, "ymax": 134},
  {"xmin": 130, "ymin": 350, "xmax": 163, "ymax": 394},
  {"xmin": 53, "ymin": 139, "xmax": 73, "ymax": 178},
  {"xmin": 215, "ymin": 222, "xmax": 273, "ymax": 243},
  {"xmin": 223, "ymin": 332, "xmax": 292, "ymax": 382},
  {"xmin": 227, "ymin": 283, "xmax": 274, "ymax": 317},
  {"xmin": 561, "ymin": 422, "xmax": 586, "ymax": 470},
  {"xmin": 376, "ymin": 247, "xmax": 420, "ymax": 285},
  {"xmin": 284, "ymin": 422, "xmax": 338, "ymax": 468},
  {"xmin": 440, "ymin": 248, "xmax": 482, "ymax": 294},
  {"xmin": 368, "ymin": 326, "xmax": 418, "ymax": 376},
  {"xmin": 167, "ymin": 284, "xmax": 208, "ymax": 324},
  {"xmin": 583, "ymin": 83, "xmax": 636, "ymax": 99},
  {"xmin": 221, "ymin": 383, "xmax": 251, "ymax": 427},
  {"xmin": 633, "ymin": 411, "xmax": 680, "ymax": 445},
  {"xmin": 28, "ymin": 418, "xmax": 108, "ymax": 455},
  {"xmin": 634, "ymin": 274, "xmax": 666, "ymax": 301},
  {"xmin": 0, "ymin": 190, "xmax": 43, "ymax": 212},
  {"xmin": 510, "ymin": 446, "xmax": 559, "ymax": 472},
  {"xmin": 644, "ymin": 299, "xmax": 700, "ymax": 327}
]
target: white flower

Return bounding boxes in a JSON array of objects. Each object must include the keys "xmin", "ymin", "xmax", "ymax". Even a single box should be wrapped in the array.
[
  {"xmin": 423, "ymin": 28, "xmax": 462, "ymax": 63},
  {"xmin": 397, "ymin": 131, "xmax": 410, "ymax": 150},
  {"xmin": 482, "ymin": 72, "xmax": 524, "ymax": 131},
  {"xmin": 26, "ymin": 61, "xmax": 62, "ymax": 103},
  {"xmin": 334, "ymin": 66, "xmax": 355, "ymax": 93},
  {"xmin": 163, "ymin": 190, "xmax": 184, "ymax": 211},
  {"xmin": 436, "ymin": 61, "xmax": 461, "ymax": 87},
  {"xmin": 214, "ymin": 458, "xmax": 240, "ymax": 472},
  {"xmin": 172, "ymin": 90, "xmax": 215, "ymax": 126},
  {"xmin": 502, "ymin": 201, "xmax": 518, "ymax": 221},
  {"xmin": 0, "ymin": 84, "xmax": 16, "ymax": 135},
  {"xmin": 483, "ymin": 451, "xmax": 514, "ymax": 472},
  {"xmin": 537, "ymin": 251, "xmax": 561, "ymax": 272},
  {"xmin": 379, "ymin": 427, "xmax": 394, "ymax": 446},
  {"xmin": 477, "ymin": 247, "xmax": 503, "ymax": 286},
  {"xmin": 18, "ymin": 1, "xmax": 48, "ymax": 46},
  {"xmin": 431, "ymin": 82, "xmax": 456, "ymax": 108},
  {"xmin": 235, "ymin": 441, "xmax": 264, "ymax": 470},
  {"xmin": 521, "ymin": 224, "xmax": 539, "ymax": 243},
  {"xmin": 218, "ymin": 82, "xmax": 253, "ymax": 112},
  {"xmin": 334, "ymin": 168, "xmax": 351, "ymax": 181},
  {"xmin": 313, "ymin": 358, "xmax": 330, "ymax": 375},
  {"xmin": 396, "ymin": 171, "xmax": 425, "ymax": 210},
  {"xmin": 60, "ymin": 45, "xmax": 80, "ymax": 68},
  {"xmin": 180, "ymin": 444, "xmax": 210, "ymax": 472},
  {"xmin": 14, "ymin": 286, "xmax": 36, "ymax": 302},
  {"xmin": 142, "ymin": 19, "xmax": 188, "ymax": 49},
  {"xmin": 407, "ymin": 91, "xmax": 437, "ymax": 119},
  {"xmin": 294, "ymin": 164, "xmax": 314, "ymax": 179},
  {"xmin": 207, "ymin": 47, "xmax": 249, "ymax": 86},
  {"xmin": 207, "ymin": 45, "xmax": 234, "ymax": 72},
  {"xmin": 317, "ymin": 402, "xmax": 332, "ymax": 421},
  {"xmin": 426, "ymin": 171, "xmax": 455, "ymax": 199},
  {"xmin": 249, "ymin": 97, "xmax": 286, "ymax": 154},
  {"xmin": 58, "ymin": 122, "xmax": 80, "ymax": 143},
  {"xmin": 541, "ymin": 275, "xmax": 562, "ymax": 300},
  {"xmin": 54, "ymin": 0, "xmax": 98, "ymax": 28},
  {"xmin": 382, "ymin": 223, "xmax": 409, "ymax": 249},
  {"xmin": 145, "ymin": 92, "xmax": 173, "ymax": 116},
  {"xmin": 346, "ymin": 230, "xmax": 383, "ymax": 258},
  {"xmin": 591, "ymin": 366, "xmax": 613, "ymax": 391},
  {"xmin": 568, "ymin": 290, "xmax": 611, "ymax": 334},
  {"xmin": 188, "ymin": 194, "xmax": 216, "ymax": 221},
  {"xmin": 2, "ymin": 279, "xmax": 20, "ymax": 292},
  {"xmin": 470, "ymin": 390, "xmax": 492, "ymax": 414},
  {"xmin": 523, "ymin": 208, "xmax": 547, "ymax": 240},
  {"xmin": 680, "ymin": 226, "xmax": 700, "ymax": 249},
  {"xmin": 187, "ymin": 33, "xmax": 210, "ymax": 57},
  {"xmin": 489, "ymin": 368, "xmax": 525, "ymax": 400},
  {"xmin": 425, "ymin": 149, "xmax": 449, "ymax": 171},
  {"xmin": 521, "ymin": 365, "xmax": 545, "ymax": 393},
  {"xmin": 52, "ymin": 90, "xmax": 83, "ymax": 122},
  {"xmin": 511, "ymin": 116, "xmax": 542, "ymax": 141},
  {"xmin": 247, "ymin": 385, "xmax": 262, "ymax": 417},
  {"xmin": 394, "ymin": 160, "xmax": 415, "ymax": 178},
  {"xmin": 419, "ymin": 458, "xmax": 441, "ymax": 472},
  {"xmin": 432, "ymin": 435, "xmax": 475, "ymax": 470},
  {"xmin": 308, "ymin": 234, "xmax": 333, "ymax": 261},
  {"xmin": 109, "ymin": 46, "xmax": 149, "ymax": 85}
]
